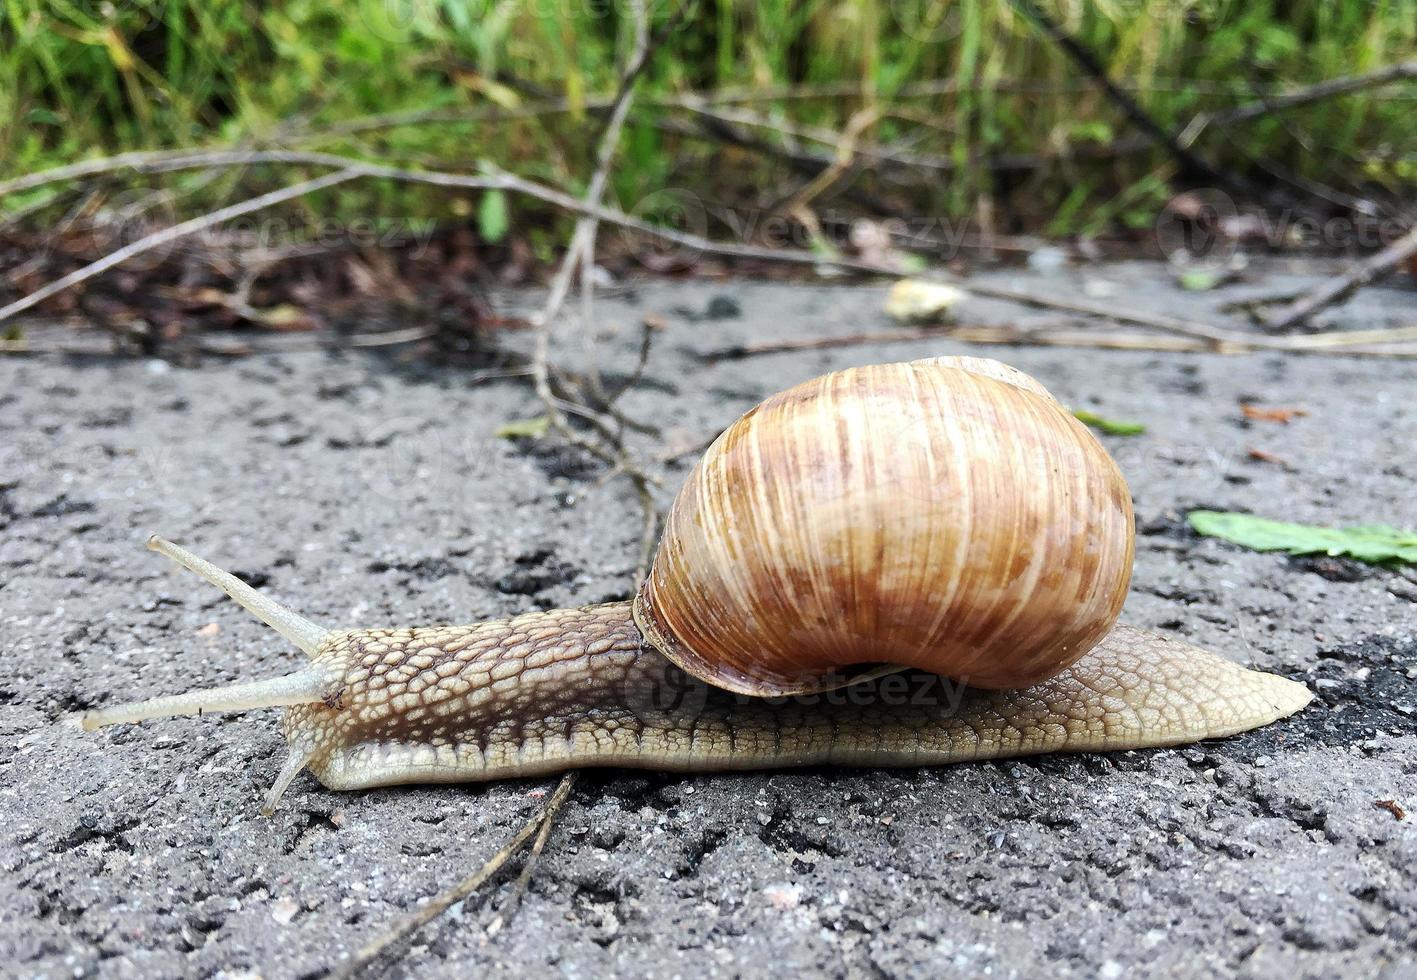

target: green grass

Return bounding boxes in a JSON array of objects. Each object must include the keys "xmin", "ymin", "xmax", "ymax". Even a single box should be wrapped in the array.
[{"xmin": 1, "ymin": 0, "xmax": 1413, "ymax": 244}]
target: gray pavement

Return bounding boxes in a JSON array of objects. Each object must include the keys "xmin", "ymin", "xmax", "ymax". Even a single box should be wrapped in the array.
[{"xmin": 1, "ymin": 260, "xmax": 1414, "ymax": 978}]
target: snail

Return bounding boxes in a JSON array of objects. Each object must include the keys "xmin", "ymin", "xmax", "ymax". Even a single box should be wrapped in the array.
[{"xmin": 81, "ymin": 356, "xmax": 1310, "ymax": 814}]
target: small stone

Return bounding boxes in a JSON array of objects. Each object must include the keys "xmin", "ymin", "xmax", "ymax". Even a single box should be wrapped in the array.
[
  {"xmin": 271, "ymin": 896, "xmax": 299, "ymax": 925},
  {"xmin": 704, "ymin": 295, "xmax": 742, "ymax": 320},
  {"xmin": 1026, "ymin": 246, "xmax": 1068, "ymax": 272},
  {"xmin": 1254, "ymin": 755, "xmax": 1273, "ymax": 768},
  {"xmin": 762, "ymin": 883, "xmax": 802, "ymax": 911}
]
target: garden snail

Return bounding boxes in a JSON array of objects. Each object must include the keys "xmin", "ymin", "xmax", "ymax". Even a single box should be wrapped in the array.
[{"xmin": 81, "ymin": 355, "xmax": 1311, "ymax": 814}]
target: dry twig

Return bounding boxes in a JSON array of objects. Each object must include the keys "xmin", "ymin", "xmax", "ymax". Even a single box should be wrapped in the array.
[
  {"xmin": 0, "ymin": 169, "xmax": 358, "ymax": 325},
  {"xmin": 327, "ymin": 11, "xmax": 667, "ymax": 975},
  {"xmin": 1264, "ymin": 224, "xmax": 1417, "ymax": 331},
  {"xmin": 706, "ymin": 321, "xmax": 1417, "ymax": 361},
  {"xmin": 527, "ymin": 0, "xmax": 662, "ymax": 585},
  {"xmin": 482, "ymin": 778, "xmax": 565, "ymax": 940},
  {"xmin": 0, "ymin": 148, "xmax": 1396, "ymax": 356},
  {"xmin": 1206, "ymin": 60, "xmax": 1417, "ymax": 129},
  {"xmin": 330, "ymin": 773, "xmax": 576, "ymax": 978},
  {"xmin": 1009, "ymin": 0, "xmax": 1241, "ymax": 193}
]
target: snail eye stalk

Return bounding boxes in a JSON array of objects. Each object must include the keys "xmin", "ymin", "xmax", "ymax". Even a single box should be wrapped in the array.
[
  {"xmin": 79, "ymin": 536, "xmax": 337, "ymax": 731},
  {"xmin": 145, "ymin": 535, "xmax": 330, "ymax": 657}
]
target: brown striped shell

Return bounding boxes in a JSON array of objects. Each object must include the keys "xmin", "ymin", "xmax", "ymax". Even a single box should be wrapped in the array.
[{"xmin": 632, "ymin": 356, "xmax": 1135, "ymax": 696}]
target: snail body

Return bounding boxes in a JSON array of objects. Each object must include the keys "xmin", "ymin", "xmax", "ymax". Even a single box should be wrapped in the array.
[{"xmin": 81, "ymin": 357, "xmax": 1310, "ymax": 813}]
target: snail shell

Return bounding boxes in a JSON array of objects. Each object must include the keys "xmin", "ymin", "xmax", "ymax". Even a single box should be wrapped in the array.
[{"xmin": 633, "ymin": 355, "xmax": 1135, "ymax": 696}]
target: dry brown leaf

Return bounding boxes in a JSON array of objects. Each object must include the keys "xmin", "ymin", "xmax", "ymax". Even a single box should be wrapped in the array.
[
  {"xmin": 1241, "ymin": 403, "xmax": 1309, "ymax": 423},
  {"xmin": 1375, "ymin": 799, "xmax": 1407, "ymax": 821},
  {"xmin": 1246, "ymin": 448, "xmax": 1293, "ymax": 468}
]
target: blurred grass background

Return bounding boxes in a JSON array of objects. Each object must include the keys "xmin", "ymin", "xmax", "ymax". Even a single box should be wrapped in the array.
[{"xmin": 1, "ymin": 0, "xmax": 1414, "ymax": 249}]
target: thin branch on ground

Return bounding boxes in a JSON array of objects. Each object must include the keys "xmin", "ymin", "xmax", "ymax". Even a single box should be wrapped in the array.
[
  {"xmin": 0, "ymin": 169, "xmax": 358, "ymax": 325},
  {"xmin": 947, "ymin": 281, "xmax": 1252, "ymax": 348},
  {"xmin": 482, "ymin": 773, "xmax": 569, "ymax": 940},
  {"xmin": 328, "ymin": 14, "xmax": 667, "ymax": 976},
  {"xmin": 704, "ymin": 320, "xmax": 1417, "ymax": 360},
  {"xmin": 1276, "ymin": 323, "xmax": 1417, "ymax": 348},
  {"xmin": 1264, "ymin": 224, "xmax": 1417, "ymax": 332},
  {"xmin": 330, "ymin": 773, "xmax": 576, "ymax": 979},
  {"xmin": 9, "ymin": 142, "xmax": 1395, "ymax": 356},
  {"xmin": 527, "ymin": 0, "xmax": 665, "ymax": 587},
  {"xmin": 0, "ymin": 143, "xmax": 1265, "ymax": 350},
  {"xmin": 1206, "ymin": 59, "xmax": 1417, "ymax": 129},
  {"xmin": 346, "ymin": 326, "xmax": 438, "ymax": 347},
  {"xmin": 942, "ymin": 325, "xmax": 1417, "ymax": 359},
  {"xmin": 606, "ymin": 317, "xmax": 660, "ymax": 406}
]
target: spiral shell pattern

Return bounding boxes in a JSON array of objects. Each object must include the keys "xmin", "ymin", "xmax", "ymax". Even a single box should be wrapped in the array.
[{"xmin": 633, "ymin": 356, "xmax": 1135, "ymax": 696}]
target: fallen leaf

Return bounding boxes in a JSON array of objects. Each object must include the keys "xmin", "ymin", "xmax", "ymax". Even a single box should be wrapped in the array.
[
  {"xmin": 1241, "ymin": 403, "xmax": 1308, "ymax": 424},
  {"xmin": 496, "ymin": 416, "xmax": 550, "ymax": 440},
  {"xmin": 1246, "ymin": 448, "xmax": 1293, "ymax": 468},
  {"xmin": 1188, "ymin": 511, "xmax": 1417, "ymax": 565},
  {"xmin": 479, "ymin": 189, "xmax": 510, "ymax": 244},
  {"xmin": 1374, "ymin": 799, "xmax": 1406, "ymax": 821},
  {"xmin": 1072, "ymin": 409, "xmax": 1145, "ymax": 436},
  {"xmin": 1178, "ymin": 269, "xmax": 1224, "ymax": 291},
  {"xmin": 884, "ymin": 279, "xmax": 967, "ymax": 323},
  {"xmin": 252, "ymin": 304, "xmax": 317, "ymax": 332}
]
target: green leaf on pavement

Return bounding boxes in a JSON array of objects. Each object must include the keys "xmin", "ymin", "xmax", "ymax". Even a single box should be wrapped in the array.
[
  {"xmin": 1072, "ymin": 409, "xmax": 1146, "ymax": 436},
  {"xmin": 1187, "ymin": 511, "xmax": 1417, "ymax": 565},
  {"xmin": 496, "ymin": 416, "xmax": 549, "ymax": 440}
]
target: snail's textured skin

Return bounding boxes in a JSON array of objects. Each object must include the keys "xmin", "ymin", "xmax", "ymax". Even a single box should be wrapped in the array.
[{"xmin": 286, "ymin": 603, "xmax": 1311, "ymax": 793}]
